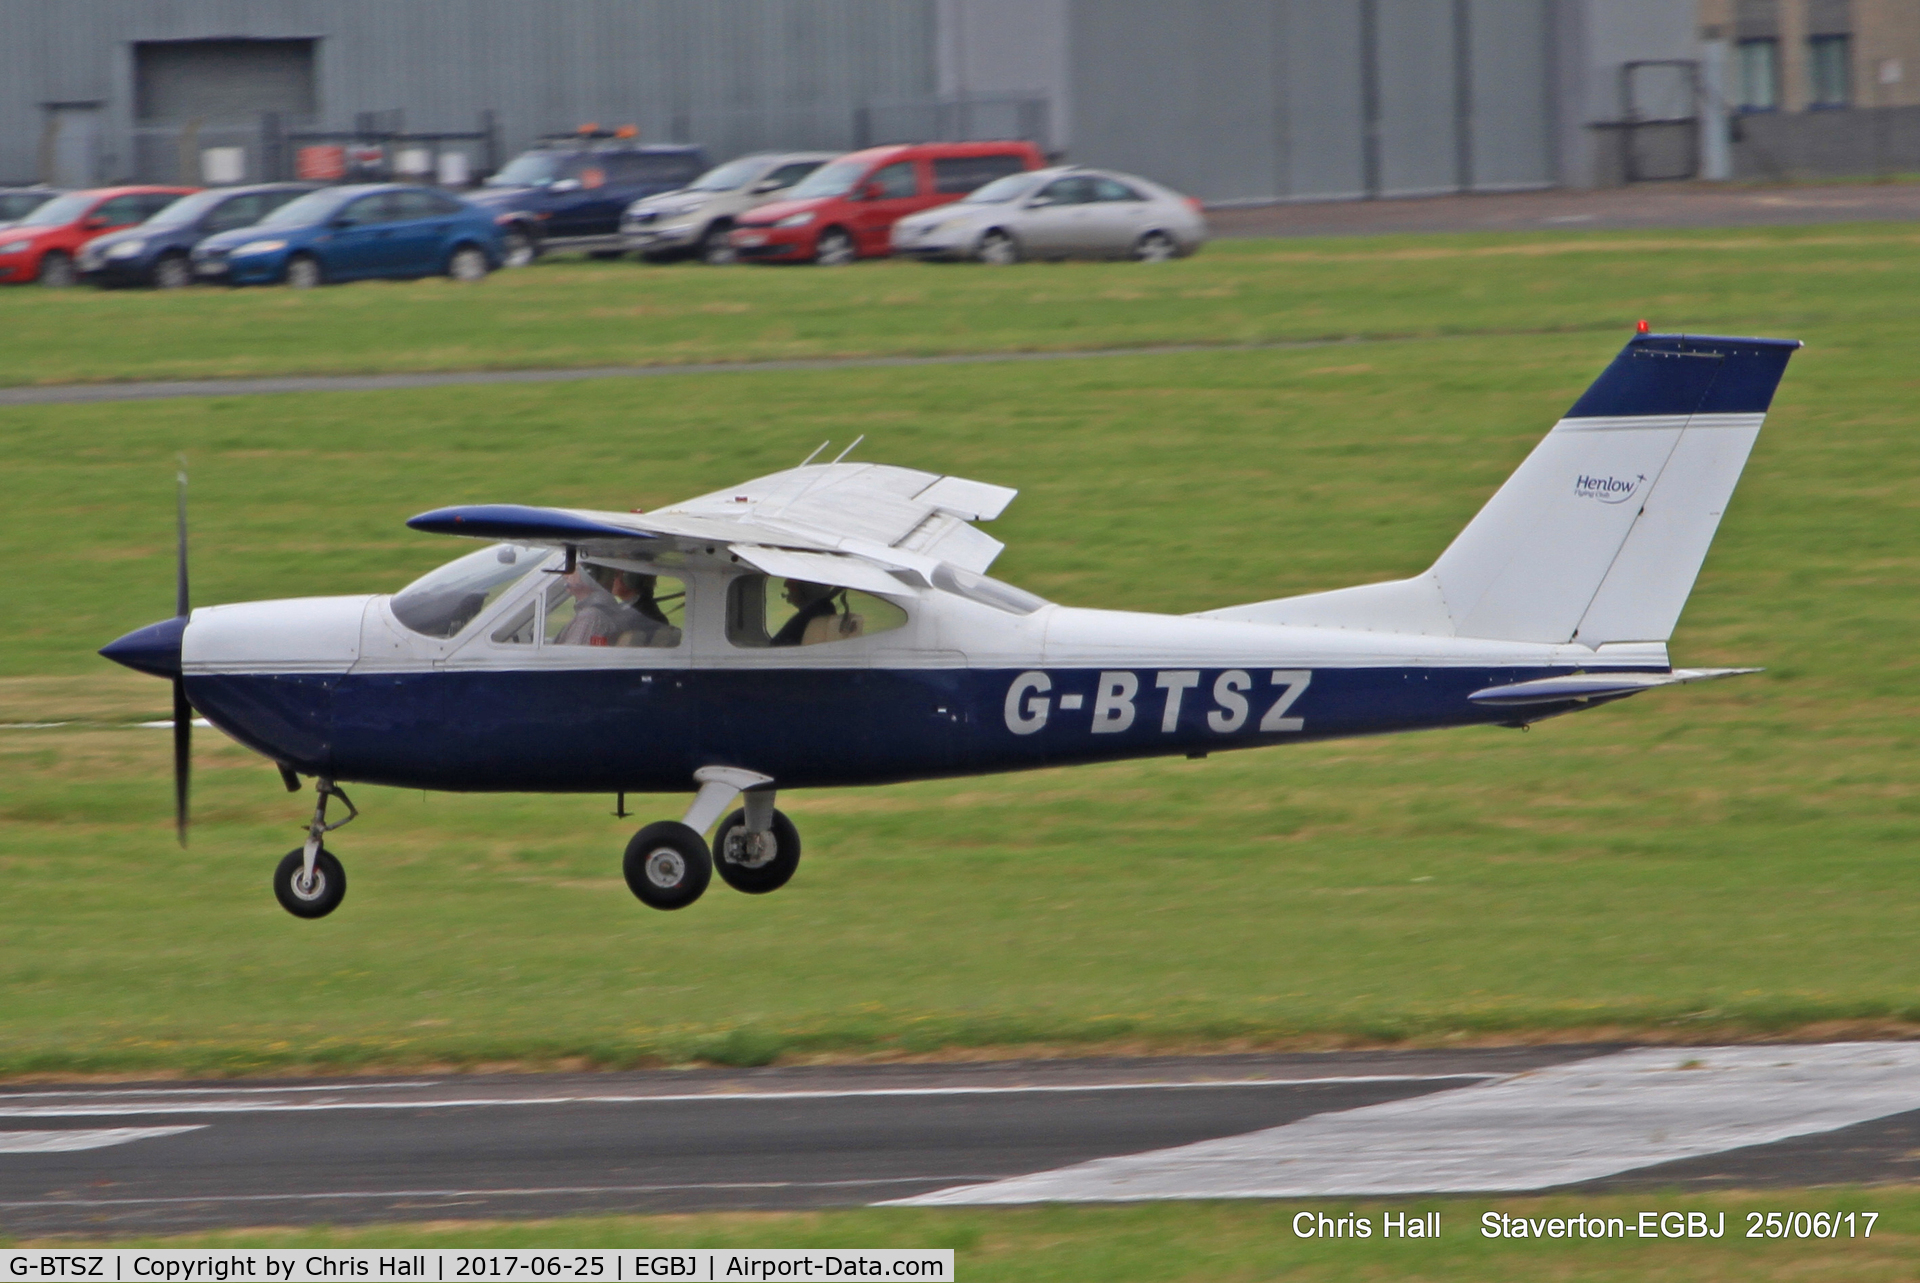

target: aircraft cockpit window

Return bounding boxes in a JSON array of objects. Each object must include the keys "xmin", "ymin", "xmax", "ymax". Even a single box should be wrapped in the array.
[
  {"xmin": 492, "ymin": 562, "xmax": 685, "ymax": 648},
  {"xmin": 392, "ymin": 543, "xmax": 549, "ymax": 638},
  {"xmin": 726, "ymin": 576, "xmax": 908, "ymax": 648},
  {"xmin": 931, "ymin": 564, "xmax": 1049, "ymax": 615}
]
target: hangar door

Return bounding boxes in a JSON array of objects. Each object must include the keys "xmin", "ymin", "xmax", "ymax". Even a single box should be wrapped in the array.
[{"xmin": 133, "ymin": 39, "xmax": 317, "ymax": 183}]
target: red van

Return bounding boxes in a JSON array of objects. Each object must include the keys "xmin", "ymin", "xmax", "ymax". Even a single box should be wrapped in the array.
[{"xmin": 729, "ymin": 140, "xmax": 1045, "ymax": 265}]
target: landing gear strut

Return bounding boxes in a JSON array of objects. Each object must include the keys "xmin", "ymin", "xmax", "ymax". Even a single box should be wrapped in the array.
[
  {"xmin": 622, "ymin": 767, "xmax": 801, "ymax": 910},
  {"xmin": 273, "ymin": 778, "xmax": 355, "ymax": 919}
]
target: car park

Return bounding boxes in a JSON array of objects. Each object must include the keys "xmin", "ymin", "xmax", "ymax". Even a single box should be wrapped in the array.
[
  {"xmin": 728, "ymin": 140, "xmax": 1045, "ymax": 265},
  {"xmin": 621, "ymin": 151, "xmax": 835, "ymax": 263},
  {"xmin": 191, "ymin": 183, "xmax": 501, "ymax": 288},
  {"xmin": 891, "ymin": 166, "xmax": 1208, "ymax": 264},
  {"xmin": 79, "ymin": 183, "xmax": 319, "ymax": 288},
  {"xmin": 0, "ymin": 187, "xmax": 64, "ymax": 228},
  {"xmin": 467, "ymin": 133, "xmax": 708, "ymax": 265},
  {"xmin": 0, "ymin": 186, "xmax": 195, "ymax": 286}
]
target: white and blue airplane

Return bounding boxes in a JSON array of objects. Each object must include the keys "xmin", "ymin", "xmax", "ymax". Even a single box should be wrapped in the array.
[{"xmin": 102, "ymin": 329, "xmax": 1798, "ymax": 919}]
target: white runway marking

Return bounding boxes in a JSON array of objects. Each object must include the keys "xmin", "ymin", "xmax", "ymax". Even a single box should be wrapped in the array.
[
  {"xmin": 892, "ymin": 1043, "xmax": 1920, "ymax": 1204},
  {"xmin": 0, "ymin": 1126, "xmax": 205, "ymax": 1154},
  {"xmin": 0, "ymin": 1074, "xmax": 1494, "ymax": 1120}
]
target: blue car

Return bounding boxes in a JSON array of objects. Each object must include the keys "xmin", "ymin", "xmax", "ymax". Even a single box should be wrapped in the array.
[
  {"xmin": 79, "ymin": 183, "xmax": 318, "ymax": 288},
  {"xmin": 191, "ymin": 184, "xmax": 502, "ymax": 287}
]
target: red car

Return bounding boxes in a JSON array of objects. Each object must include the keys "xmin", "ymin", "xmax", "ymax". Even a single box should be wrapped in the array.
[
  {"xmin": 730, "ymin": 140, "xmax": 1045, "ymax": 265},
  {"xmin": 0, "ymin": 186, "xmax": 196, "ymax": 286}
]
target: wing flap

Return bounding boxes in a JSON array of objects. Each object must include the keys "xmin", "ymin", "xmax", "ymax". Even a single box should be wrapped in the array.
[{"xmin": 728, "ymin": 545, "xmax": 920, "ymax": 597}]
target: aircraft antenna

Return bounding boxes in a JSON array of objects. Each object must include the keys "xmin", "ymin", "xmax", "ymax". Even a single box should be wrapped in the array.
[
  {"xmin": 798, "ymin": 440, "xmax": 831, "ymax": 467},
  {"xmin": 830, "ymin": 435, "xmax": 866, "ymax": 464}
]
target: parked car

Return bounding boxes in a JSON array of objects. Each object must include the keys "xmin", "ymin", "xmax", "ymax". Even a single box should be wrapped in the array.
[
  {"xmin": 79, "ymin": 183, "xmax": 320, "ymax": 288},
  {"xmin": 191, "ymin": 184, "xmax": 502, "ymax": 288},
  {"xmin": 0, "ymin": 186, "xmax": 195, "ymax": 286},
  {"xmin": 467, "ymin": 135, "xmax": 708, "ymax": 265},
  {"xmin": 0, "ymin": 187, "xmax": 65, "ymax": 228},
  {"xmin": 728, "ymin": 140, "xmax": 1046, "ymax": 265},
  {"xmin": 620, "ymin": 152, "xmax": 836, "ymax": 263},
  {"xmin": 891, "ymin": 166, "xmax": 1208, "ymax": 264}
]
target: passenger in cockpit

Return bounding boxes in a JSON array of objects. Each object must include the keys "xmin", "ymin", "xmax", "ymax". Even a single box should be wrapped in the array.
[
  {"xmin": 609, "ymin": 571, "xmax": 680, "ymax": 648},
  {"xmin": 770, "ymin": 579, "xmax": 841, "ymax": 647}
]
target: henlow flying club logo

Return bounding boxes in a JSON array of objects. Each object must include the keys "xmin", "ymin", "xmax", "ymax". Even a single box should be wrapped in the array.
[{"xmin": 1574, "ymin": 472, "xmax": 1646, "ymax": 504}]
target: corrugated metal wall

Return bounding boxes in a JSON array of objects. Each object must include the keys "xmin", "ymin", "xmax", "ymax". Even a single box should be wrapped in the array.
[
  {"xmin": 0, "ymin": 0, "xmax": 934, "ymax": 185},
  {"xmin": 1069, "ymin": 0, "xmax": 1554, "ymax": 202}
]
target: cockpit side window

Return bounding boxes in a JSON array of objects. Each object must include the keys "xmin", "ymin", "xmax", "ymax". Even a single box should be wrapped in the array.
[
  {"xmin": 393, "ymin": 544, "xmax": 549, "ymax": 638},
  {"xmin": 493, "ymin": 561, "xmax": 686, "ymax": 649},
  {"xmin": 725, "ymin": 575, "xmax": 908, "ymax": 648}
]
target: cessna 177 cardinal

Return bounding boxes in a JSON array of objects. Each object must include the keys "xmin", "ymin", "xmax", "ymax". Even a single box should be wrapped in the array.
[{"xmin": 101, "ymin": 329, "xmax": 1798, "ymax": 919}]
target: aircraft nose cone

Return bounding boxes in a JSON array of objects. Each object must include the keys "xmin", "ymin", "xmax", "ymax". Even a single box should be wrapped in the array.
[{"xmin": 100, "ymin": 616, "xmax": 186, "ymax": 678}]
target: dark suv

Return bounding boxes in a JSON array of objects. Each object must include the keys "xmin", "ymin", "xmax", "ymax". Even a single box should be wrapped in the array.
[{"xmin": 466, "ymin": 134, "xmax": 708, "ymax": 265}]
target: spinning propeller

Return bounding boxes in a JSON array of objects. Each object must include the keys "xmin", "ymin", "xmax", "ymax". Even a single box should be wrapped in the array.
[{"xmin": 172, "ymin": 459, "xmax": 191, "ymax": 845}]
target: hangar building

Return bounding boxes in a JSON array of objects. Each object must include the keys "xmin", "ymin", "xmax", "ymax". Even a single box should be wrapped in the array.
[{"xmin": 6, "ymin": 0, "xmax": 1875, "ymax": 203}]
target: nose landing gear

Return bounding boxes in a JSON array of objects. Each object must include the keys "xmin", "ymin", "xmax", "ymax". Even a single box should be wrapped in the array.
[
  {"xmin": 622, "ymin": 767, "xmax": 802, "ymax": 910},
  {"xmin": 273, "ymin": 778, "xmax": 356, "ymax": 919}
]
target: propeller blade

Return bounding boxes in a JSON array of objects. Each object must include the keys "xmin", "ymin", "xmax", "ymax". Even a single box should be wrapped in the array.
[
  {"xmin": 174, "ymin": 457, "xmax": 190, "ymax": 846},
  {"xmin": 175, "ymin": 457, "xmax": 189, "ymax": 619},
  {"xmin": 173, "ymin": 675, "xmax": 191, "ymax": 847}
]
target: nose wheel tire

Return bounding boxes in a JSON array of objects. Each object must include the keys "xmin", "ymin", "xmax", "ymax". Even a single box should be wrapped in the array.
[
  {"xmin": 623, "ymin": 821, "xmax": 712, "ymax": 910},
  {"xmin": 813, "ymin": 228, "xmax": 856, "ymax": 266},
  {"xmin": 713, "ymin": 807, "xmax": 802, "ymax": 894},
  {"xmin": 274, "ymin": 848, "xmax": 346, "ymax": 919}
]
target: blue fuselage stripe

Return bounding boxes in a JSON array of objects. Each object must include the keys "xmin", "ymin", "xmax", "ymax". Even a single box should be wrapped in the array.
[{"xmin": 184, "ymin": 664, "xmax": 1639, "ymax": 793}]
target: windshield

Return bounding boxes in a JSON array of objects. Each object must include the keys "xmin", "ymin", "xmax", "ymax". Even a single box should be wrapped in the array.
[
  {"xmin": 145, "ymin": 190, "xmax": 226, "ymax": 228},
  {"xmin": 257, "ymin": 189, "xmax": 349, "ymax": 228},
  {"xmin": 786, "ymin": 158, "xmax": 868, "ymax": 200},
  {"xmin": 686, "ymin": 157, "xmax": 765, "ymax": 192},
  {"xmin": 391, "ymin": 543, "xmax": 551, "ymax": 638},
  {"xmin": 963, "ymin": 173, "xmax": 1046, "ymax": 204},
  {"xmin": 19, "ymin": 193, "xmax": 94, "ymax": 227},
  {"xmin": 487, "ymin": 153, "xmax": 563, "ymax": 187}
]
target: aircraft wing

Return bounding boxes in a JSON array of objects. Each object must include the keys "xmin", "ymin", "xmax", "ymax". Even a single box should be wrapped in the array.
[{"xmin": 406, "ymin": 462, "xmax": 1017, "ymax": 583}]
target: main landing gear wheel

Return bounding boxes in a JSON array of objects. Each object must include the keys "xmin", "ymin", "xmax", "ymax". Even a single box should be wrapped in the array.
[
  {"xmin": 624, "ymin": 821, "xmax": 712, "ymax": 910},
  {"xmin": 274, "ymin": 847, "xmax": 346, "ymax": 919},
  {"xmin": 713, "ymin": 807, "xmax": 802, "ymax": 894}
]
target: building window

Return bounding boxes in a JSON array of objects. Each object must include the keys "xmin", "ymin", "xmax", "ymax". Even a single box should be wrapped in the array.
[
  {"xmin": 1736, "ymin": 38, "xmax": 1780, "ymax": 110},
  {"xmin": 1808, "ymin": 35, "xmax": 1851, "ymax": 108}
]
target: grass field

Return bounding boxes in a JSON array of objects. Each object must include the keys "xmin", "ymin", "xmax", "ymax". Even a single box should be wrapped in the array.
[
  {"xmin": 0, "ymin": 226, "xmax": 1913, "ymax": 387},
  {"xmin": 20, "ymin": 1192, "xmax": 1920, "ymax": 1280},
  {"xmin": 0, "ymin": 228, "xmax": 1916, "ymax": 1082}
]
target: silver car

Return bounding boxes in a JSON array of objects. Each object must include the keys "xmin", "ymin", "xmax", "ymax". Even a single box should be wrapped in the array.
[
  {"xmin": 891, "ymin": 166, "xmax": 1207, "ymax": 264},
  {"xmin": 622, "ymin": 152, "xmax": 836, "ymax": 263}
]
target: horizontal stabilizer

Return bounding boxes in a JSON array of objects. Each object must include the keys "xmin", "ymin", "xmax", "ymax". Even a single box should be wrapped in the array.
[{"xmin": 1468, "ymin": 667, "xmax": 1761, "ymax": 707}]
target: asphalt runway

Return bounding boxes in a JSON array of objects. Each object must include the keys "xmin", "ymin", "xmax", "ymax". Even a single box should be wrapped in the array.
[{"xmin": 6, "ymin": 1043, "xmax": 1920, "ymax": 1235}]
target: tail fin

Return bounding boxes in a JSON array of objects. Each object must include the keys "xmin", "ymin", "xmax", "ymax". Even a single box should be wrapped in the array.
[{"xmin": 1202, "ymin": 332, "xmax": 1800, "ymax": 645}]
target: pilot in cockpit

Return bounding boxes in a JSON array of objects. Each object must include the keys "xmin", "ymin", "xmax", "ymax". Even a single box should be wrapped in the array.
[
  {"xmin": 771, "ymin": 579, "xmax": 857, "ymax": 647},
  {"xmin": 551, "ymin": 569, "xmax": 631, "ymax": 646}
]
